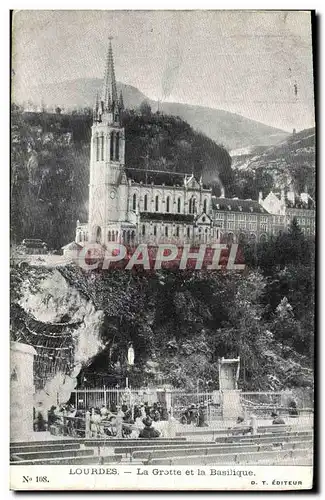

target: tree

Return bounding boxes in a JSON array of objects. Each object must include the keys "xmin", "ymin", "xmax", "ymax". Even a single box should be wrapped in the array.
[{"xmin": 139, "ymin": 100, "xmax": 152, "ymax": 116}]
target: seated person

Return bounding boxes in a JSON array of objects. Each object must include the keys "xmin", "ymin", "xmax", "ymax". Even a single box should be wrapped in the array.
[
  {"xmin": 90, "ymin": 409, "xmax": 102, "ymax": 437},
  {"xmin": 48, "ymin": 405, "xmax": 59, "ymax": 427},
  {"xmin": 104, "ymin": 415, "xmax": 118, "ymax": 436},
  {"xmin": 197, "ymin": 405, "xmax": 208, "ymax": 427},
  {"xmin": 271, "ymin": 412, "xmax": 286, "ymax": 425},
  {"xmin": 229, "ymin": 416, "xmax": 252, "ymax": 435},
  {"xmin": 100, "ymin": 405, "xmax": 108, "ymax": 418},
  {"xmin": 139, "ymin": 416, "xmax": 161, "ymax": 439},
  {"xmin": 122, "ymin": 410, "xmax": 135, "ymax": 438},
  {"xmin": 74, "ymin": 409, "xmax": 86, "ymax": 436},
  {"xmin": 288, "ymin": 400, "xmax": 299, "ymax": 417}
]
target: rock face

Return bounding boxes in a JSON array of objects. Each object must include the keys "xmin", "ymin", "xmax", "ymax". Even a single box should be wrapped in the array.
[
  {"xmin": 11, "ymin": 265, "xmax": 105, "ymax": 410},
  {"xmin": 231, "ymin": 127, "xmax": 315, "ymax": 196}
]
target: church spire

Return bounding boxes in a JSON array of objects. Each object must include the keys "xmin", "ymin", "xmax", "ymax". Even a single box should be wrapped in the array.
[{"xmin": 102, "ymin": 37, "xmax": 118, "ymax": 110}]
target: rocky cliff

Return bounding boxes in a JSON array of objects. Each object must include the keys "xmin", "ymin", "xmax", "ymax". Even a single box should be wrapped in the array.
[{"xmin": 10, "ymin": 259, "xmax": 314, "ymax": 410}]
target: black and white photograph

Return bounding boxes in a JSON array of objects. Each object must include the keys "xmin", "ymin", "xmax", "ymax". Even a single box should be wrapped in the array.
[{"xmin": 10, "ymin": 9, "xmax": 315, "ymax": 490}]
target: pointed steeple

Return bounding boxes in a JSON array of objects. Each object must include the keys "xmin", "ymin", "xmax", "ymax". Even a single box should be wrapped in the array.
[
  {"xmin": 119, "ymin": 90, "xmax": 124, "ymax": 110},
  {"xmin": 93, "ymin": 92, "xmax": 99, "ymax": 121},
  {"xmin": 102, "ymin": 37, "xmax": 118, "ymax": 109}
]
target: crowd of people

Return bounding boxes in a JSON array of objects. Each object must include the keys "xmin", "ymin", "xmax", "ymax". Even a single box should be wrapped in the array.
[
  {"xmin": 34, "ymin": 398, "xmax": 298, "ymax": 437},
  {"xmin": 178, "ymin": 403, "xmax": 208, "ymax": 427},
  {"xmin": 43, "ymin": 400, "xmax": 172, "ymax": 438}
]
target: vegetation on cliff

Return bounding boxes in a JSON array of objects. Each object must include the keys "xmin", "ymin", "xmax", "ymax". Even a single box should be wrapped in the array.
[
  {"xmin": 231, "ymin": 127, "xmax": 316, "ymax": 200},
  {"xmin": 11, "ymin": 104, "xmax": 232, "ymax": 249},
  {"xmin": 11, "ymin": 221, "xmax": 314, "ymax": 393}
]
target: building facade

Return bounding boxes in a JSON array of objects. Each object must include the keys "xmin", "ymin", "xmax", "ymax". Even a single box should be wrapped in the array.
[
  {"xmin": 76, "ymin": 41, "xmax": 217, "ymax": 247},
  {"xmin": 260, "ymin": 190, "xmax": 315, "ymax": 238},
  {"xmin": 75, "ymin": 42, "xmax": 315, "ymax": 248}
]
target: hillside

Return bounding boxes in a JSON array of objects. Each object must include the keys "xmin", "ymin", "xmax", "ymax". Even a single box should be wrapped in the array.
[
  {"xmin": 10, "ymin": 244, "xmax": 314, "ymax": 405},
  {"xmin": 231, "ymin": 127, "xmax": 316, "ymax": 200},
  {"xmin": 11, "ymin": 105, "xmax": 233, "ymax": 249},
  {"xmin": 13, "ymin": 77, "xmax": 288, "ymax": 151},
  {"xmin": 156, "ymin": 101, "xmax": 288, "ymax": 151}
]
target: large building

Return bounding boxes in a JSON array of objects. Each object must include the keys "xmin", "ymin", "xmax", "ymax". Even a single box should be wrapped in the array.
[
  {"xmin": 75, "ymin": 42, "xmax": 315, "ymax": 247},
  {"xmin": 76, "ymin": 40, "xmax": 217, "ymax": 247}
]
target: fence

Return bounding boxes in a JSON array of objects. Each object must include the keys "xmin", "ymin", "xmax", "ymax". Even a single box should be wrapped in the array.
[
  {"xmin": 69, "ymin": 388, "xmax": 314, "ymax": 421},
  {"xmin": 69, "ymin": 387, "xmax": 162, "ymax": 410},
  {"xmin": 239, "ymin": 391, "xmax": 314, "ymax": 418}
]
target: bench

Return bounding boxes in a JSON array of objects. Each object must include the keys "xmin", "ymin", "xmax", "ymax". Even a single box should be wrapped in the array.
[
  {"xmin": 115, "ymin": 441, "xmax": 272, "ymax": 457},
  {"xmin": 215, "ymin": 431, "xmax": 313, "ymax": 444},
  {"xmin": 125, "ymin": 439, "xmax": 312, "ymax": 463},
  {"xmin": 10, "ymin": 438, "xmax": 82, "ymax": 447},
  {"xmin": 133, "ymin": 444, "xmax": 269, "ymax": 462},
  {"xmin": 176, "ymin": 425, "xmax": 313, "ymax": 437},
  {"xmin": 148, "ymin": 447, "xmax": 312, "ymax": 466},
  {"xmin": 12, "ymin": 448, "xmax": 92, "ymax": 461},
  {"xmin": 83, "ymin": 438, "xmax": 187, "ymax": 448},
  {"xmin": 10, "ymin": 454, "xmax": 123, "ymax": 466},
  {"xmin": 10, "ymin": 443, "xmax": 81, "ymax": 455}
]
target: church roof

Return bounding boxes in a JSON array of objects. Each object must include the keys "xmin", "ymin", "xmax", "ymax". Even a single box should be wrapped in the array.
[
  {"xmin": 212, "ymin": 197, "xmax": 269, "ymax": 214},
  {"xmin": 140, "ymin": 212, "xmax": 194, "ymax": 223},
  {"xmin": 125, "ymin": 168, "xmax": 208, "ymax": 188},
  {"xmin": 61, "ymin": 242, "xmax": 82, "ymax": 250}
]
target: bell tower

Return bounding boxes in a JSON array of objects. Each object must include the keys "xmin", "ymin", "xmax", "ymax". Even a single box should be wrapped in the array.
[{"xmin": 88, "ymin": 37, "xmax": 125, "ymax": 244}]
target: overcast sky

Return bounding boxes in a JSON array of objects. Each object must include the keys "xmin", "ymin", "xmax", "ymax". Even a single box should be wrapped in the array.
[{"xmin": 12, "ymin": 10, "xmax": 315, "ymax": 131}]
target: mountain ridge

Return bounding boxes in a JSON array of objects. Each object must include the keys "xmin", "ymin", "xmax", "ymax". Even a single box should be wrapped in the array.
[{"xmin": 13, "ymin": 77, "xmax": 289, "ymax": 151}]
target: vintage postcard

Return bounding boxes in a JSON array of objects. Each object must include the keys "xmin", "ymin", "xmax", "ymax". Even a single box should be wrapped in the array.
[{"xmin": 10, "ymin": 10, "xmax": 315, "ymax": 490}]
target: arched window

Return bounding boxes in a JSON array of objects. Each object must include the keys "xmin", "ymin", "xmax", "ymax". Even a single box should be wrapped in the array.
[
  {"xmin": 144, "ymin": 194, "xmax": 148, "ymax": 211},
  {"xmin": 260, "ymin": 233, "xmax": 267, "ymax": 243},
  {"xmin": 108, "ymin": 231, "xmax": 111, "ymax": 242},
  {"xmin": 78, "ymin": 232, "xmax": 82, "ymax": 243},
  {"xmin": 155, "ymin": 195, "xmax": 159, "ymax": 212},
  {"xmin": 189, "ymin": 197, "xmax": 196, "ymax": 214},
  {"xmin": 153, "ymin": 226, "xmax": 157, "ymax": 236},
  {"xmin": 176, "ymin": 226, "xmax": 179, "ymax": 237},
  {"xmin": 100, "ymin": 133, "xmax": 104, "ymax": 161},
  {"xmin": 112, "ymin": 231, "xmax": 115, "ymax": 242},
  {"xmin": 203, "ymin": 199, "xmax": 207, "ymax": 213},
  {"xmin": 96, "ymin": 135, "xmax": 100, "ymax": 161},
  {"xmin": 227, "ymin": 232, "xmax": 234, "ymax": 244},
  {"xmin": 177, "ymin": 197, "xmax": 181, "ymax": 213},
  {"xmin": 96, "ymin": 226, "xmax": 102, "ymax": 244},
  {"xmin": 115, "ymin": 132, "xmax": 119, "ymax": 161},
  {"xmin": 123, "ymin": 230, "xmax": 126, "ymax": 242},
  {"xmin": 110, "ymin": 131, "xmax": 114, "ymax": 160},
  {"xmin": 187, "ymin": 227, "xmax": 190, "ymax": 238},
  {"xmin": 132, "ymin": 193, "xmax": 137, "ymax": 211},
  {"xmin": 142, "ymin": 224, "xmax": 146, "ymax": 236},
  {"xmin": 166, "ymin": 196, "xmax": 170, "ymax": 213},
  {"xmin": 165, "ymin": 226, "xmax": 168, "ymax": 237},
  {"xmin": 131, "ymin": 231, "xmax": 135, "ymax": 243},
  {"xmin": 127, "ymin": 231, "xmax": 131, "ymax": 244},
  {"xmin": 116, "ymin": 231, "xmax": 119, "ymax": 241},
  {"xmin": 238, "ymin": 233, "xmax": 246, "ymax": 244}
]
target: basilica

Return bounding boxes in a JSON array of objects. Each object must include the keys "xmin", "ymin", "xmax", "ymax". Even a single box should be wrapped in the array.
[{"xmin": 75, "ymin": 41, "xmax": 315, "ymax": 249}]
